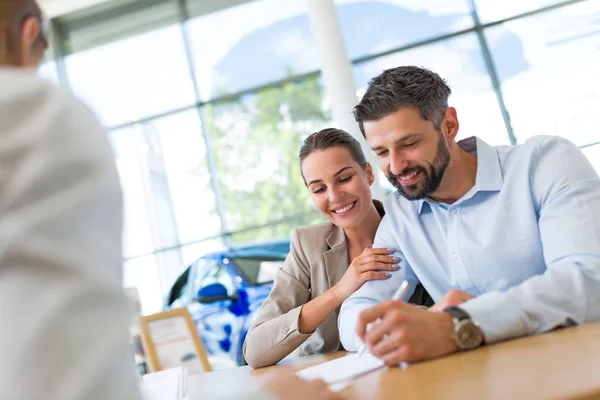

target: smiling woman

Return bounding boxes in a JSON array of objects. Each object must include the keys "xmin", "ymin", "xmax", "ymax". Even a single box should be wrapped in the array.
[{"xmin": 242, "ymin": 128, "xmax": 433, "ymax": 368}]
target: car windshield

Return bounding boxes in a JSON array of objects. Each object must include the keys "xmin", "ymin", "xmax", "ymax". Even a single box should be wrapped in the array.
[{"xmin": 232, "ymin": 256, "xmax": 285, "ymax": 286}]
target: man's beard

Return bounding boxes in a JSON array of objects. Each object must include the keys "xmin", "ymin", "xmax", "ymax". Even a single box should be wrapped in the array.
[{"xmin": 387, "ymin": 135, "xmax": 451, "ymax": 201}]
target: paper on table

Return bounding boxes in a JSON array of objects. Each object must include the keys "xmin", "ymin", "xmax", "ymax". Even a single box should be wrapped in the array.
[
  {"xmin": 141, "ymin": 367, "xmax": 188, "ymax": 400},
  {"xmin": 296, "ymin": 353, "xmax": 385, "ymax": 391}
]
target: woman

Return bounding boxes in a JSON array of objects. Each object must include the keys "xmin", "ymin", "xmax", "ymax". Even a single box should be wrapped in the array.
[
  {"xmin": 243, "ymin": 128, "xmax": 432, "ymax": 368},
  {"xmin": 0, "ymin": 4, "xmax": 340, "ymax": 399}
]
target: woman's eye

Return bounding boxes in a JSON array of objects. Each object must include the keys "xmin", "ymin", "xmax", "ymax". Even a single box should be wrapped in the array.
[
  {"xmin": 312, "ymin": 187, "xmax": 325, "ymax": 194},
  {"xmin": 339, "ymin": 176, "xmax": 352, "ymax": 183}
]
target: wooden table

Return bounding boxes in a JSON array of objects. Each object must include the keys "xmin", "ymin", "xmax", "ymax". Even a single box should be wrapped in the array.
[{"xmin": 188, "ymin": 323, "xmax": 600, "ymax": 399}]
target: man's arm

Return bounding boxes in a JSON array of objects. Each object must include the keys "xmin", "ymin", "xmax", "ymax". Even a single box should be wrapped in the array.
[
  {"xmin": 461, "ymin": 136, "xmax": 600, "ymax": 343},
  {"xmin": 0, "ymin": 73, "xmax": 142, "ymax": 400},
  {"xmin": 338, "ymin": 212, "xmax": 420, "ymax": 351}
]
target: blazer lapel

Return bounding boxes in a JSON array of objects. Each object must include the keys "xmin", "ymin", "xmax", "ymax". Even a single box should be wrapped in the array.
[{"xmin": 323, "ymin": 225, "xmax": 349, "ymax": 290}]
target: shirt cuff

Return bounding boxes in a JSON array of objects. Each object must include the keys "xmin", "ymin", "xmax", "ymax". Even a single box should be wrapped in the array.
[
  {"xmin": 460, "ymin": 291, "xmax": 530, "ymax": 344},
  {"xmin": 338, "ymin": 302, "xmax": 373, "ymax": 351}
]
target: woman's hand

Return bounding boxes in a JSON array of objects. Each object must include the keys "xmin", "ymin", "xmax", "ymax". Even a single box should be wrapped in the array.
[{"xmin": 333, "ymin": 247, "xmax": 399, "ymax": 301}]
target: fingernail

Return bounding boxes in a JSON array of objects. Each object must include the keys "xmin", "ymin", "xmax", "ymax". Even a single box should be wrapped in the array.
[
  {"xmin": 385, "ymin": 273, "xmax": 392, "ymax": 278},
  {"xmin": 387, "ymin": 248, "xmax": 394, "ymax": 252},
  {"xmin": 366, "ymin": 244, "xmax": 372, "ymax": 249},
  {"xmin": 392, "ymin": 265, "xmax": 401, "ymax": 270},
  {"xmin": 392, "ymin": 257, "xmax": 400, "ymax": 262}
]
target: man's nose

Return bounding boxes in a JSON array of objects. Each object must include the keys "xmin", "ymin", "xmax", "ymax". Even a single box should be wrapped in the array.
[{"xmin": 390, "ymin": 153, "xmax": 409, "ymax": 176}]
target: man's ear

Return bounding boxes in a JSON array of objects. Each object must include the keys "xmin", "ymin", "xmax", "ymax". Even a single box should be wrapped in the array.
[
  {"xmin": 366, "ymin": 162, "xmax": 375, "ymax": 185},
  {"xmin": 441, "ymin": 107, "xmax": 460, "ymax": 140},
  {"xmin": 19, "ymin": 16, "xmax": 42, "ymax": 67}
]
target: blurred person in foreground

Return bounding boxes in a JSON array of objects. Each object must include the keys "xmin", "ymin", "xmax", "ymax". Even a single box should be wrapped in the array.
[
  {"xmin": 338, "ymin": 65, "xmax": 600, "ymax": 365},
  {"xmin": 0, "ymin": 2, "xmax": 339, "ymax": 400}
]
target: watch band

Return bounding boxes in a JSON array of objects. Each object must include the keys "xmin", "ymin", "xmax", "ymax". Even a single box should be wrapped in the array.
[{"xmin": 444, "ymin": 306, "xmax": 471, "ymax": 321}]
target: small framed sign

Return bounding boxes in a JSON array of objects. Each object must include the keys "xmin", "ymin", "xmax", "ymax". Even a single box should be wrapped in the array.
[{"xmin": 139, "ymin": 308, "xmax": 212, "ymax": 374}]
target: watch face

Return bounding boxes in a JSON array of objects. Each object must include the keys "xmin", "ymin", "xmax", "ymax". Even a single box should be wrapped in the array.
[{"xmin": 456, "ymin": 320, "xmax": 484, "ymax": 350}]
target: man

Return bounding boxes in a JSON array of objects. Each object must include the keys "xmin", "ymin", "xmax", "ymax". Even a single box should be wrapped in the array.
[{"xmin": 338, "ymin": 66, "xmax": 600, "ymax": 365}]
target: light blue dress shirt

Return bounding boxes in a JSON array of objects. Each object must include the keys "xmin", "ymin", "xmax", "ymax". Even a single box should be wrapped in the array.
[{"xmin": 339, "ymin": 136, "xmax": 600, "ymax": 350}]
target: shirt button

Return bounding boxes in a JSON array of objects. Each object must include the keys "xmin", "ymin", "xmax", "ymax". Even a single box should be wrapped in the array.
[
  {"xmin": 451, "ymin": 209, "xmax": 457, "ymax": 215},
  {"xmin": 452, "ymin": 253, "xmax": 458, "ymax": 260}
]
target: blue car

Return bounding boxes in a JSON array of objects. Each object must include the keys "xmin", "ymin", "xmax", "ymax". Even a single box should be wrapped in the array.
[{"xmin": 164, "ymin": 240, "xmax": 290, "ymax": 367}]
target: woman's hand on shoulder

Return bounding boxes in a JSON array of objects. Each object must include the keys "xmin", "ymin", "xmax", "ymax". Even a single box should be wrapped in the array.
[{"xmin": 333, "ymin": 247, "xmax": 399, "ymax": 301}]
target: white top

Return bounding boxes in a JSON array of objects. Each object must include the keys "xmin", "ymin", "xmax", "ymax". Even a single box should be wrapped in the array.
[{"xmin": 0, "ymin": 70, "xmax": 142, "ymax": 400}]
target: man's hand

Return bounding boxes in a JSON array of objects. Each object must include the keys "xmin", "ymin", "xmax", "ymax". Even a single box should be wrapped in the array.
[
  {"xmin": 357, "ymin": 301, "xmax": 457, "ymax": 365},
  {"xmin": 429, "ymin": 289, "xmax": 475, "ymax": 312}
]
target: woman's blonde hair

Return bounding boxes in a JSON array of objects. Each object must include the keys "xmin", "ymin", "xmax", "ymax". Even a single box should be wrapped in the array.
[{"xmin": 0, "ymin": 0, "xmax": 46, "ymax": 66}]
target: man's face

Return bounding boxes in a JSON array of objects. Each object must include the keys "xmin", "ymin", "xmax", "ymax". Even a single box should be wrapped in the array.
[{"xmin": 364, "ymin": 107, "xmax": 451, "ymax": 200}]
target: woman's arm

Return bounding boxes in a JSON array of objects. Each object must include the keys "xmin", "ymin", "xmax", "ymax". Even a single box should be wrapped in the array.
[
  {"xmin": 244, "ymin": 230, "xmax": 397, "ymax": 368},
  {"xmin": 243, "ymin": 229, "xmax": 314, "ymax": 368},
  {"xmin": 298, "ymin": 246, "xmax": 397, "ymax": 334}
]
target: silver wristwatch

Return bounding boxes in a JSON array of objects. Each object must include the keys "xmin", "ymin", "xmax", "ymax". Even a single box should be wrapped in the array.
[{"xmin": 444, "ymin": 307, "xmax": 485, "ymax": 350}]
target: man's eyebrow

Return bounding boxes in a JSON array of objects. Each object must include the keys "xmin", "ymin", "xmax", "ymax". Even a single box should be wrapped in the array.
[
  {"xmin": 371, "ymin": 133, "xmax": 423, "ymax": 151},
  {"xmin": 307, "ymin": 166, "xmax": 352, "ymax": 186}
]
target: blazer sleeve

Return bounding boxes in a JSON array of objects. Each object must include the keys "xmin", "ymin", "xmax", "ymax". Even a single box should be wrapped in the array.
[{"xmin": 243, "ymin": 228, "xmax": 314, "ymax": 368}]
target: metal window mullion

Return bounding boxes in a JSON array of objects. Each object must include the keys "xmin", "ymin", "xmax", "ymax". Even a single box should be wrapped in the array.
[
  {"xmin": 49, "ymin": 19, "xmax": 71, "ymax": 91},
  {"xmin": 176, "ymin": 0, "xmax": 232, "ymax": 247},
  {"xmin": 469, "ymin": 0, "xmax": 517, "ymax": 145}
]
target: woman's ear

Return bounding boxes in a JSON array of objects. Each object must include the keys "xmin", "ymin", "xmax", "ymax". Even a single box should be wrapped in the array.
[
  {"xmin": 19, "ymin": 16, "xmax": 43, "ymax": 67},
  {"xmin": 366, "ymin": 162, "xmax": 375, "ymax": 186}
]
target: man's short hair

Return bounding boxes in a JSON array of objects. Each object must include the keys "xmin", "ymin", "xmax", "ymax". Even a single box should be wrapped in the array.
[{"xmin": 353, "ymin": 66, "xmax": 451, "ymax": 137}]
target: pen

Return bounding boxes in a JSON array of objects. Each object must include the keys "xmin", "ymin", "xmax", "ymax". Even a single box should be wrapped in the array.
[{"xmin": 357, "ymin": 280, "xmax": 411, "ymax": 357}]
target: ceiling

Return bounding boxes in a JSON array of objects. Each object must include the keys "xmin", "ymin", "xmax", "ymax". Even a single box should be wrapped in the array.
[{"xmin": 39, "ymin": 0, "xmax": 110, "ymax": 18}]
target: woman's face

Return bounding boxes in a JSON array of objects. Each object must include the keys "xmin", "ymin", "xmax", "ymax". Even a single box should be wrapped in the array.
[{"xmin": 302, "ymin": 146, "xmax": 374, "ymax": 229}]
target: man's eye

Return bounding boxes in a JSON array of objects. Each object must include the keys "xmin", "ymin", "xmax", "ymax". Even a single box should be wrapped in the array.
[
  {"xmin": 404, "ymin": 142, "xmax": 417, "ymax": 148},
  {"xmin": 376, "ymin": 150, "xmax": 388, "ymax": 157}
]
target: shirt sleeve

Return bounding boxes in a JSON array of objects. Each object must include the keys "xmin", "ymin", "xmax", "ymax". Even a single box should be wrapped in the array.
[
  {"xmin": 461, "ymin": 137, "xmax": 600, "ymax": 343},
  {"xmin": 338, "ymin": 212, "xmax": 420, "ymax": 351},
  {"xmin": 243, "ymin": 228, "xmax": 313, "ymax": 368},
  {"xmin": 0, "ymin": 74, "xmax": 142, "ymax": 400}
]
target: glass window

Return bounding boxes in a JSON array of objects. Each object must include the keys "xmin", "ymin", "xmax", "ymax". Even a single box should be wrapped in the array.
[
  {"xmin": 485, "ymin": 1, "xmax": 600, "ymax": 146},
  {"xmin": 205, "ymin": 76, "xmax": 331, "ymax": 244},
  {"xmin": 123, "ymin": 254, "xmax": 163, "ymax": 315},
  {"xmin": 354, "ymin": 33, "xmax": 511, "ymax": 145},
  {"xmin": 186, "ymin": 0, "xmax": 321, "ymax": 101},
  {"xmin": 62, "ymin": 1, "xmax": 196, "ymax": 127},
  {"xmin": 335, "ymin": 0, "xmax": 473, "ymax": 60},
  {"xmin": 474, "ymin": 0, "xmax": 568, "ymax": 23},
  {"xmin": 233, "ymin": 257, "xmax": 286, "ymax": 286},
  {"xmin": 108, "ymin": 110, "xmax": 222, "ymax": 259},
  {"xmin": 582, "ymin": 144, "xmax": 600, "ymax": 174}
]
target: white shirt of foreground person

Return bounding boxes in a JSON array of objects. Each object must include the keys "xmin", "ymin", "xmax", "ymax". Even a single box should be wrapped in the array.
[
  {"xmin": 339, "ymin": 136, "xmax": 600, "ymax": 350},
  {"xmin": 0, "ymin": 70, "xmax": 142, "ymax": 400}
]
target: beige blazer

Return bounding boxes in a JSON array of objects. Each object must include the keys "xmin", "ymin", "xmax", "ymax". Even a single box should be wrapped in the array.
[
  {"xmin": 242, "ymin": 202, "xmax": 433, "ymax": 368},
  {"xmin": 243, "ymin": 220, "xmax": 350, "ymax": 368}
]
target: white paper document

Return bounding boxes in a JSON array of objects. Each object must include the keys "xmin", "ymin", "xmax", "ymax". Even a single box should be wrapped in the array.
[
  {"xmin": 296, "ymin": 353, "xmax": 385, "ymax": 391},
  {"xmin": 141, "ymin": 367, "xmax": 188, "ymax": 400}
]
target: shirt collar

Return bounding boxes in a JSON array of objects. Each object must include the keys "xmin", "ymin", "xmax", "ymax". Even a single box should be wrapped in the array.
[{"xmin": 415, "ymin": 136, "xmax": 503, "ymax": 215}]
